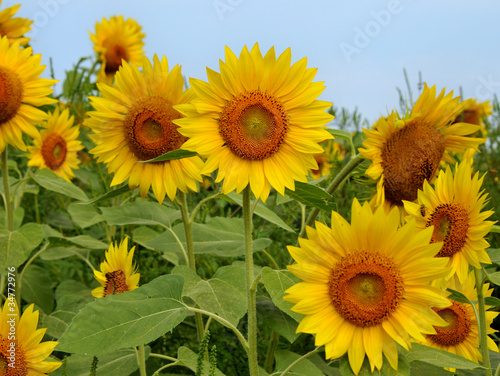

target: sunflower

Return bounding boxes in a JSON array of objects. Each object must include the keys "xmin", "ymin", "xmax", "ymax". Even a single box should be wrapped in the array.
[
  {"xmin": 310, "ymin": 139, "xmax": 346, "ymax": 179},
  {"xmin": 90, "ymin": 15, "xmax": 145, "ymax": 84},
  {"xmin": 174, "ymin": 43, "xmax": 334, "ymax": 202},
  {"xmin": 86, "ymin": 54, "xmax": 203, "ymax": 203},
  {"xmin": 423, "ymin": 272, "xmax": 499, "ymax": 370},
  {"xmin": 27, "ymin": 107, "xmax": 84, "ymax": 181},
  {"xmin": 92, "ymin": 238, "xmax": 140, "ymax": 298},
  {"xmin": 453, "ymin": 98, "xmax": 492, "ymax": 137},
  {"xmin": 0, "ymin": 1, "xmax": 32, "ymax": 46},
  {"xmin": 284, "ymin": 199, "xmax": 451, "ymax": 375},
  {"xmin": 403, "ymin": 158, "xmax": 494, "ymax": 283},
  {"xmin": 0, "ymin": 299, "xmax": 61, "ymax": 375},
  {"xmin": 0, "ymin": 36, "xmax": 57, "ymax": 153},
  {"xmin": 359, "ymin": 84, "xmax": 485, "ymax": 209}
]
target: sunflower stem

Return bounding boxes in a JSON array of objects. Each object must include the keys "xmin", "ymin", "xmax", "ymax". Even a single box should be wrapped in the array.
[
  {"xmin": 474, "ymin": 267, "xmax": 492, "ymax": 376},
  {"xmin": 300, "ymin": 154, "xmax": 364, "ymax": 239},
  {"xmin": 279, "ymin": 347, "xmax": 322, "ymax": 376},
  {"xmin": 137, "ymin": 344, "xmax": 147, "ymax": 376},
  {"xmin": 264, "ymin": 331, "xmax": 280, "ymax": 373},
  {"xmin": 243, "ymin": 186, "xmax": 259, "ymax": 376},
  {"xmin": 1, "ymin": 149, "xmax": 14, "ymax": 232}
]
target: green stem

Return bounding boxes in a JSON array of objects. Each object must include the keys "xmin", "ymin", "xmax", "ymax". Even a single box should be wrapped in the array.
[
  {"xmin": 474, "ymin": 267, "xmax": 492, "ymax": 376},
  {"xmin": 300, "ymin": 154, "xmax": 364, "ymax": 239},
  {"xmin": 189, "ymin": 189, "xmax": 221, "ymax": 223},
  {"xmin": 137, "ymin": 344, "xmax": 147, "ymax": 376},
  {"xmin": 149, "ymin": 353, "xmax": 178, "ymax": 362},
  {"xmin": 279, "ymin": 347, "xmax": 322, "ymax": 376},
  {"xmin": 495, "ymin": 361, "xmax": 500, "ymax": 376},
  {"xmin": 243, "ymin": 186, "xmax": 259, "ymax": 376},
  {"xmin": 264, "ymin": 331, "xmax": 280, "ymax": 373},
  {"xmin": 2, "ymin": 149, "xmax": 14, "ymax": 231},
  {"xmin": 18, "ymin": 243, "xmax": 49, "ymax": 302}
]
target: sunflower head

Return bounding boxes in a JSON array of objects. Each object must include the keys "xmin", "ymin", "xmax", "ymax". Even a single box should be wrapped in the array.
[
  {"xmin": 453, "ymin": 98, "xmax": 492, "ymax": 137},
  {"xmin": 310, "ymin": 139, "xmax": 346, "ymax": 179},
  {"xmin": 174, "ymin": 43, "xmax": 334, "ymax": 201},
  {"xmin": 90, "ymin": 15, "xmax": 145, "ymax": 84},
  {"xmin": 27, "ymin": 107, "xmax": 84, "ymax": 181},
  {"xmin": 0, "ymin": 300, "xmax": 61, "ymax": 375},
  {"xmin": 0, "ymin": 1, "xmax": 32, "ymax": 46},
  {"xmin": 92, "ymin": 238, "xmax": 140, "ymax": 298},
  {"xmin": 284, "ymin": 199, "xmax": 451, "ymax": 375}
]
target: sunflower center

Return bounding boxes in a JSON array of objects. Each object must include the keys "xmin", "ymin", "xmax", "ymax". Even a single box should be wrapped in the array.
[
  {"xmin": 381, "ymin": 118, "xmax": 446, "ymax": 205},
  {"xmin": 0, "ymin": 67, "xmax": 23, "ymax": 125},
  {"xmin": 41, "ymin": 133, "xmax": 67, "ymax": 170},
  {"xmin": 104, "ymin": 270, "xmax": 129, "ymax": 297},
  {"xmin": 219, "ymin": 89, "xmax": 289, "ymax": 160},
  {"xmin": 427, "ymin": 203, "xmax": 469, "ymax": 258},
  {"xmin": 329, "ymin": 251, "xmax": 405, "ymax": 327},
  {"xmin": 0, "ymin": 338, "xmax": 27, "ymax": 376},
  {"xmin": 428, "ymin": 302, "xmax": 472, "ymax": 346},
  {"xmin": 104, "ymin": 44, "xmax": 128, "ymax": 75},
  {"xmin": 124, "ymin": 95, "xmax": 186, "ymax": 161}
]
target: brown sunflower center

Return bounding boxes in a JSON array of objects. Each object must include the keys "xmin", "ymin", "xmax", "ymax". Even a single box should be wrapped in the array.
[
  {"xmin": 104, "ymin": 270, "xmax": 129, "ymax": 297},
  {"xmin": 41, "ymin": 133, "xmax": 67, "ymax": 170},
  {"xmin": 124, "ymin": 95, "xmax": 186, "ymax": 161},
  {"xmin": 219, "ymin": 89, "xmax": 289, "ymax": 160},
  {"xmin": 428, "ymin": 301, "xmax": 472, "ymax": 346},
  {"xmin": 329, "ymin": 251, "xmax": 405, "ymax": 327},
  {"xmin": 427, "ymin": 203, "xmax": 469, "ymax": 258},
  {"xmin": 0, "ymin": 337, "xmax": 27, "ymax": 376},
  {"xmin": 0, "ymin": 67, "xmax": 23, "ymax": 125},
  {"xmin": 381, "ymin": 118, "xmax": 446, "ymax": 205},
  {"xmin": 104, "ymin": 44, "xmax": 128, "ymax": 75}
]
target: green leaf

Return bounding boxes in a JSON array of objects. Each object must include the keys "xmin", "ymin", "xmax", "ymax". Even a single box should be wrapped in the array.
[
  {"xmin": 47, "ymin": 235, "xmax": 108, "ymax": 250},
  {"xmin": 221, "ymin": 192, "xmax": 295, "ymax": 233},
  {"xmin": 177, "ymin": 346, "xmax": 226, "ymax": 376},
  {"xmin": 486, "ymin": 248, "xmax": 500, "ymax": 265},
  {"xmin": 485, "ymin": 270, "xmax": 500, "ymax": 287},
  {"xmin": 274, "ymin": 350, "xmax": 324, "ymax": 376},
  {"xmin": 409, "ymin": 361, "xmax": 454, "ymax": 376},
  {"xmin": 187, "ymin": 265, "xmax": 247, "ymax": 327},
  {"xmin": 0, "ymin": 222, "xmax": 44, "ymax": 269},
  {"xmin": 80, "ymin": 184, "xmax": 132, "ymax": 205},
  {"xmin": 100, "ymin": 199, "xmax": 181, "ymax": 227},
  {"xmin": 40, "ymin": 247, "xmax": 89, "ymax": 261},
  {"xmin": 407, "ymin": 343, "xmax": 486, "ymax": 369},
  {"xmin": 30, "ymin": 168, "xmax": 88, "ymax": 201},
  {"xmin": 257, "ymin": 297, "xmax": 300, "ymax": 343},
  {"xmin": 489, "ymin": 225, "xmax": 500, "ymax": 233},
  {"xmin": 285, "ymin": 181, "xmax": 337, "ymax": 212},
  {"xmin": 261, "ymin": 267, "xmax": 303, "ymax": 322},
  {"xmin": 68, "ymin": 203, "xmax": 104, "ymax": 228},
  {"xmin": 171, "ymin": 265, "xmax": 202, "ymax": 296},
  {"xmin": 326, "ymin": 128, "xmax": 355, "ymax": 156},
  {"xmin": 446, "ymin": 288, "xmax": 471, "ymax": 304},
  {"xmin": 0, "ymin": 206, "xmax": 24, "ymax": 230},
  {"xmin": 56, "ymin": 274, "xmax": 186, "ymax": 355},
  {"xmin": 139, "ymin": 149, "xmax": 199, "ymax": 162},
  {"xmin": 339, "ymin": 352, "xmax": 410, "ymax": 376},
  {"xmin": 22, "ymin": 264, "xmax": 54, "ymax": 314},
  {"xmin": 484, "ymin": 296, "xmax": 500, "ymax": 306}
]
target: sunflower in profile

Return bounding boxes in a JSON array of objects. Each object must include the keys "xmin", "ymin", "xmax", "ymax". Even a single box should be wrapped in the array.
[
  {"xmin": 174, "ymin": 43, "xmax": 334, "ymax": 201},
  {"xmin": 359, "ymin": 84, "xmax": 485, "ymax": 209},
  {"xmin": 284, "ymin": 199, "xmax": 451, "ymax": 375},
  {"xmin": 92, "ymin": 238, "xmax": 140, "ymax": 298},
  {"xmin": 0, "ymin": 1, "xmax": 32, "ymax": 46},
  {"xmin": 423, "ymin": 272, "xmax": 499, "ymax": 369},
  {"xmin": 453, "ymin": 98, "xmax": 492, "ymax": 137},
  {"xmin": 0, "ymin": 36, "xmax": 57, "ymax": 153},
  {"xmin": 310, "ymin": 139, "xmax": 346, "ymax": 179},
  {"xmin": 27, "ymin": 107, "xmax": 84, "ymax": 181},
  {"xmin": 0, "ymin": 300, "xmax": 61, "ymax": 375},
  {"xmin": 403, "ymin": 158, "xmax": 494, "ymax": 283},
  {"xmin": 90, "ymin": 15, "xmax": 145, "ymax": 83},
  {"xmin": 86, "ymin": 54, "xmax": 203, "ymax": 203}
]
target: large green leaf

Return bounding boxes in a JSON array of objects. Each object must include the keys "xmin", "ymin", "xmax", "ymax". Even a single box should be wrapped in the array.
[
  {"xmin": 68, "ymin": 203, "xmax": 104, "ymax": 228},
  {"xmin": 326, "ymin": 128, "xmax": 355, "ymax": 156},
  {"xmin": 140, "ymin": 149, "xmax": 199, "ymax": 162},
  {"xmin": 339, "ymin": 353, "xmax": 410, "ymax": 376},
  {"xmin": 257, "ymin": 297, "xmax": 300, "ymax": 343},
  {"xmin": 171, "ymin": 265, "xmax": 202, "ymax": 296},
  {"xmin": 177, "ymin": 346, "xmax": 226, "ymax": 376},
  {"xmin": 285, "ymin": 181, "xmax": 337, "ymax": 212},
  {"xmin": 56, "ymin": 274, "xmax": 186, "ymax": 355},
  {"xmin": 100, "ymin": 199, "xmax": 180, "ymax": 227},
  {"xmin": 410, "ymin": 361, "xmax": 454, "ymax": 376},
  {"xmin": 0, "ymin": 222, "xmax": 44, "ymax": 269},
  {"xmin": 406, "ymin": 343, "xmax": 486, "ymax": 370},
  {"xmin": 47, "ymin": 234, "xmax": 108, "ymax": 250},
  {"xmin": 274, "ymin": 350, "xmax": 324, "ymax": 376},
  {"xmin": 22, "ymin": 264, "xmax": 54, "ymax": 314},
  {"xmin": 30, "ymin": 168, "xmax": 88, "ymax": 201}
]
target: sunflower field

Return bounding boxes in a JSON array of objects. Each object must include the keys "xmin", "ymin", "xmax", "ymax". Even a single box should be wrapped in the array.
[{"xmin": 2, "ymin": 5, "xmax": 500, "ymax": 376}]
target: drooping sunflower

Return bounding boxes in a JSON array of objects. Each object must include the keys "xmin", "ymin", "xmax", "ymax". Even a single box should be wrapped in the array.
[
  {"xmin": 310, "ymin": 139, "xmax": 346, "ymax": 179},
  {"xmin": 0, "ymin": 1, "xmax": 32, "ymax": 46},
  {"xmin": 90, "ymin": 15, "xmax": 145, "ymax": 84},
  {"xmin": 174, "ymin": 43, "xmax": 334, "ymax": 201},
  {"xmin": 423, "ymin": 272, "xmax": 499, "ymax": 369},
  {"xmin": 403, "ymin": 158, "xmax": 494, "ymax": 283},
  {"xmin": 284, "ymin": 199, "xmax": 451, "ymax": 375},
  {"xmin": 27, "ymin": 107, "xmax": 84, "ymax": 181},
  {"xmin": 86, "ymin": 54, "xmax": 204, "ymax": 203},
  {"xmin": 0, "ymin": 36, "xmax": 57, "ymax": 153},
  {"xmin": 0, "ymin": 300, "xmax": 61, "ymax": 375},
  {"xmin": 359, "ymin": 84, "xmax": 485, "ymax": 209},
  {"xmin": 92, "ymin": 238, "xmax": 140, "ymax": 298}
]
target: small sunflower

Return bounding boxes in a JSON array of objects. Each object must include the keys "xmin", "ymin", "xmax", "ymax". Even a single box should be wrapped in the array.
[
  {"xmin": 86, "ymin": 54, "xmax": 203, "ymax": 203},
  {"xmin": 284, "ymin": 199, "xmax": 451, "ymax": 375},
  {"xmin": 27, "ymin": 107, "xmax": 84, "ymax": 181},
  {"xmin": 0, "ymin": 1, "xmax": 32, "ymax": 46},
  {"xmin": 175, "ymin": 43, "xmax": 334, "ymax": 202},
  {"xmin": 403, "ymin": 158, "xmax": 494, "ymax": 283},
  {"xmin": 423, "ymin": 272, "xmax": 499, "ymax": 370},
  {"xmin": 310, "ymin": 139, "xmax": 346, "ymax": 179},
  {"xmin": 92, "ymin": 238, "xmax": 140, "ymax": 298},
  {"xmin": 453, "ymin": 98, "xmax": 492, "ymax": 137},
  {"xmin": 90, "ymin": 15, "xmax": 145, "ymax": 83},
  {"xmin": 0, "ymin": 36, "xmax": 57, "ymax": 153},
  {"xmin": 360, "ymin": 84, "xmax": 485, "ymax": 208},
  {"xmin": 0, "ymin": 300, "xmax": 61, "ymax": 375}
]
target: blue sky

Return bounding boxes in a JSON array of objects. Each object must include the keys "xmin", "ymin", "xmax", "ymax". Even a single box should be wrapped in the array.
[{"xmin": 12, "ymin": 0, "xmax": 500, "ymax": 124}]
